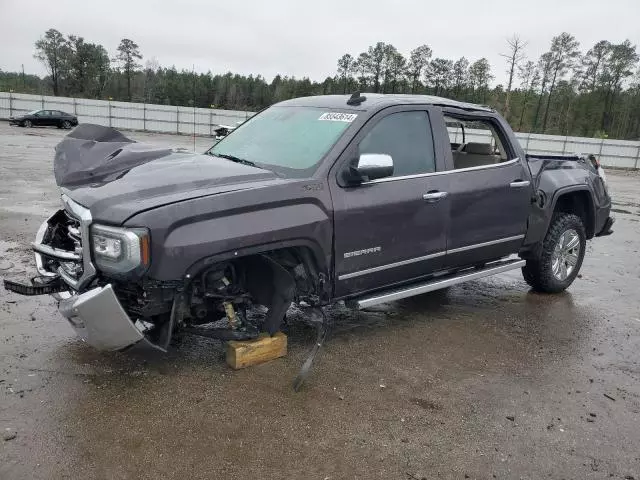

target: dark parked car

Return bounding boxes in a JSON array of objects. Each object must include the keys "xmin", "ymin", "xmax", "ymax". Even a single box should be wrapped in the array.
[
  {"xmin": 4, "ymin": 93, "xmax": 613, "ymax": 388},
  {"xmin": 9, "ymin": 109, "xmax": 78, "ymax": 129}
]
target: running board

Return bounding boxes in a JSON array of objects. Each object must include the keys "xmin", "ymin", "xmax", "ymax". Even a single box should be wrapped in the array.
[{"xmin": 349, "ymin": 259, "xmax": 526, "ymax": 309}]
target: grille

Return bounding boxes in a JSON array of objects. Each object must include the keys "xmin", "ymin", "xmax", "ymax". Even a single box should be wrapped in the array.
[
  {"xmin": 59, "ymin": 211, "xmax": 84, "ymax": 279},
  {"xmin": 33, "ymin": 195, "xmax": 97, "ymax": 290}
]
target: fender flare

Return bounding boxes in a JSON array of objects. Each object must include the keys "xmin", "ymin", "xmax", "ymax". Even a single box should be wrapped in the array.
[
  {"xmin": 547, "ymin": 185, "xmax": 596, "ymax": 237},
  {"xmin": 523, "ymin": 185, "xmax": 596, "ymax": 259}
]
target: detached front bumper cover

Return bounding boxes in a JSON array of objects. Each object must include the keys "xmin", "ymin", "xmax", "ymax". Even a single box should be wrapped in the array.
[{"xmin": 58, "ymin": 284, "xmax": 145, "ymax": 351}]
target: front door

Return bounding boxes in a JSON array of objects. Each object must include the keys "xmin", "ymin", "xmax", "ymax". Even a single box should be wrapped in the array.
[
  {"xmin": 330, "ymin": 107, "xmax": 450, "ymax": 297},
  {"xmin": 32, "ymin": 111, "xmax": 45, "ymax": 126}
]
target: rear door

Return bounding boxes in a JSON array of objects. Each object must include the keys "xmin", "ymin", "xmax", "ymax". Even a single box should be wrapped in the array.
[
  {"xmin": 438, "ymin": 111, "xmax": 532, "ymax": 268},
  {"xmin": 52, "ymin": 111, "xmax": 64, "ymax": 125},
  {"xmin": 38, "ymin": 110, "xmax": 53, "ymax": 126},
  {"xmin": 329, "ymin": 106, "xmax": 451, "ymax": 297},
  {"xmin": 45, "ymin": 110, "xmax": 58, "ymax": 126}
]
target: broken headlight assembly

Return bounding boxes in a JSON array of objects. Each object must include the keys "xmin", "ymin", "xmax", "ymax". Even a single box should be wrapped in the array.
[{"xmin": 91, "ymin": 224, "xmax": 150, "ymax": 275}]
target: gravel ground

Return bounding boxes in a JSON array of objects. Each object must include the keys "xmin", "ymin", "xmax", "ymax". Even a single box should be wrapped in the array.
[{"xmin": 1, "ymin": 122, "xmax": 639, "ymax": 480}]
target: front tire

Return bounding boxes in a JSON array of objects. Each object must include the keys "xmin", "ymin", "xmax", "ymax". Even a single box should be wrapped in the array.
[
  {"xmin": 522, "ymin": 213, "xmax": 586, "ymax": 293},
  {"xmin": 62, "ymin": 120, "xmax": 72, "ymax": 129}
]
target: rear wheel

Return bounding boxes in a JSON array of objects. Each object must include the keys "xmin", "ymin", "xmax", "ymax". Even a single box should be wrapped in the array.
[
  {"xmin": 23, "ymin": 120, "xmax": 32, "ymax": 128},
  {"xmin": 522, "ymin": 213, "xmax": 586, "ymax": 293}
]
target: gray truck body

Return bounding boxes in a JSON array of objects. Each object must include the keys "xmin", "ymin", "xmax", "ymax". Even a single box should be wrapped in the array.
[{"xmin": 4, "ymin": 94, "xmax": 613, "ymax": 354}]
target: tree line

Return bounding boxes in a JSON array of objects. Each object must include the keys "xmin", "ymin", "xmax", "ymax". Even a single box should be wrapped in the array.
[{"xmin": 1, "ymin": 28, "xmax": 639, "ymax": 139}]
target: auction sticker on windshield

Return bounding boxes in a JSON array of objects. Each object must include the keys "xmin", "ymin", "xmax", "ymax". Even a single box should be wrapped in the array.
[{"xmin": 318, "ymin": 112, "xmax": 358, "ymax": 122}]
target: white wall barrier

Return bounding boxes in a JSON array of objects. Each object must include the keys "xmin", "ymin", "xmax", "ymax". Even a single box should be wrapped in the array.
[
  {"xmin": 0, "ymin": 91, "xmax": 252, "ymax": 137},
  {"xmin": 2, "ymin": 91, "xmax": 639, "ymax": 169}
]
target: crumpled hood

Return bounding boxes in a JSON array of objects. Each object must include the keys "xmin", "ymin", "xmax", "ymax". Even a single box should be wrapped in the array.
[{"xmin": 56, "ymin": 124, "xmax": 280, "ymax": 224}]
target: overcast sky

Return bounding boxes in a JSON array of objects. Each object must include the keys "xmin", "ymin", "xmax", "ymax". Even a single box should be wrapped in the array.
[{"xmin": 1, "ymin": 0, "xmax": 639, "ymax": 86}]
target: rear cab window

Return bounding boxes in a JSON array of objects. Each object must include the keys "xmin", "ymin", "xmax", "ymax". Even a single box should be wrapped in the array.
[{"xmin": 444, "ymin": 115, "xmax": 516, "ymax": 170}]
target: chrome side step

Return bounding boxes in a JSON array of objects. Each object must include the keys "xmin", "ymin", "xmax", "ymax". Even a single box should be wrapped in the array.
[{"xmin": 349, "ymin": 259, "xmax": 526, "ymax": 309}]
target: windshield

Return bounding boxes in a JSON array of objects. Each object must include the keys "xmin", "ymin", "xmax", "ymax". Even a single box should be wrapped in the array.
[
  {"xmin": 208, "ymin": 106, "xmax": 356, "ymax": 177},
  {"xmin": 27, "ymin": 110, "xmax": 40, "ymax": 115}
]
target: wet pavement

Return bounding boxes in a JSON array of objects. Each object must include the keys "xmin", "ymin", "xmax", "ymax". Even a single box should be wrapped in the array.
[{"xmin": 1, "ymin": 122, "xmax": 639, "ymax": 480}]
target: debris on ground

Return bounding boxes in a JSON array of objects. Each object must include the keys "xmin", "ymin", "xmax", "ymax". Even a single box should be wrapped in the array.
[
  {"xmin": 506, "ymin": 415, "xmax": 515, "ymax": 421},
  {"xmin": 3, "ymin": 428, "xmax": 17, "ymax": 441},
  {"xmin": 604, "ymin": 393, "xmax": 616, "ymax": 401},
  {"xmin": 406, "ymin": 473, "xmax": 426, "ymax": 480}
]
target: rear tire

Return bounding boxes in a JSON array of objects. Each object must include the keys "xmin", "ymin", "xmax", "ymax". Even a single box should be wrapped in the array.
[
  {"xmin": 522, "ymin": 213, "xmax": 586, "ymax": 293},
  {"xmin": 23, "ymin": 120, "xmax": 32, "ymax": 128}
]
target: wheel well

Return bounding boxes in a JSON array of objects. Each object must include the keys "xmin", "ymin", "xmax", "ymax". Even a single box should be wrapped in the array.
[
  {"xmin": 248, "ymin": 246, "xmax": 325, "ymax": 300},
  {"xmin": 189, "ymin": 245, "xmax": 326, "ymax": 304},
  {"xmin": 553, "ymin": 190, "xmax": 595, "ymax": 238}
]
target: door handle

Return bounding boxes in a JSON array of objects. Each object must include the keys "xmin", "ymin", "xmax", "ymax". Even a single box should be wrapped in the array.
[
  {"xmin": 510, "ymin": 180, "xmax": 531, "ymax": 188},
  {"xmin": 423, "ymin": 191, "xmax": 448, "ymax": 202}
]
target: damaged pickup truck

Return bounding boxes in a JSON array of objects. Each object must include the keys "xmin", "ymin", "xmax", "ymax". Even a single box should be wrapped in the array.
[{"xmin": 5, "ymin": 93, "xmax": 614, "ymax": 379}]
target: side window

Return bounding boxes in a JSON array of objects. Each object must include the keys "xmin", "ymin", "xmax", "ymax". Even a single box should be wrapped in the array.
[
  {"xmin": 359, "ymin": 111, "xmax": 436, "ymax": 177},
  {"xmin": 445, "ymin": 116, "xmax": 512, "ymax": 170}
]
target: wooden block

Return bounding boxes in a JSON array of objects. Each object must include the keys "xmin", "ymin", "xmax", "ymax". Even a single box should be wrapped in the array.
[{"xmin": 226, "ymin": 332, "xmax": 287, "ymax": 370}]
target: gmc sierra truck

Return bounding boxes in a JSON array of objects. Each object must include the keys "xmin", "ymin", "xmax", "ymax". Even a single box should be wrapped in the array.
[{"xmin": 4, "ymin": 93, "xmax": 614, "ymax": 380}]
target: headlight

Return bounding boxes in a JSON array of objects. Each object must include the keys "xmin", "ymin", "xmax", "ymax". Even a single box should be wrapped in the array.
[{"xmin": 91, "ymin": 224, "xmax": 150, "ymax": 275}]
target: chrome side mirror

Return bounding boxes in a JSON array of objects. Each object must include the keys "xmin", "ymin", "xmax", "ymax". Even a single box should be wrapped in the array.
[{"xmin": 355, "ymin": 153, "xmax": 394, "ymax": 182}]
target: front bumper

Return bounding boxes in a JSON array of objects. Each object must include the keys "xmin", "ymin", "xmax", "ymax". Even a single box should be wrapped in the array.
[
  {"xmin": 58, "ymin": 284, "xmax": 145, "ymax": 350},
  {"xmin": 11, "ymin": 196, "xmax": 150, "ymax": 351}
]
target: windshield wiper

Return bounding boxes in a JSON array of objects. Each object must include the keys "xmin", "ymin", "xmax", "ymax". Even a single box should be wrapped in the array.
[{"xmin": 212, "ymin": 153, "xmax": 258, "ymax": 168}]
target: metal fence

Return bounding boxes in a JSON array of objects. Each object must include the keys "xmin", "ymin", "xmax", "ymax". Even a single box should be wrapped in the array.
[{"xmin": 1, "ymin": 91, "xmax": 639, "ymax": 169}]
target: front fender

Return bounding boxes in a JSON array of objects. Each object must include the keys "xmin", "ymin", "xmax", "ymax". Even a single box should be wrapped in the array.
[{"xmin": 125, "ymin": 193, "xmax": 332, "ymax": 282}]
